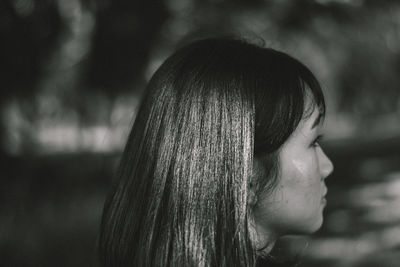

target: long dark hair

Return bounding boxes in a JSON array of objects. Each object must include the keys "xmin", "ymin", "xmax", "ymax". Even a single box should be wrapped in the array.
[{"xmin": 99, "ymin": 37, "xmax": 325, "ymax": 267}]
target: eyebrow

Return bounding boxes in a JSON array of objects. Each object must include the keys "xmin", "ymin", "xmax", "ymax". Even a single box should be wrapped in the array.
[{"xmin": 311, "ymin": 113, "xmax": 323, "ymax": 129}]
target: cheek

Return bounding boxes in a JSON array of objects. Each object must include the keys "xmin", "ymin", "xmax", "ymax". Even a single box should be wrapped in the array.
[
  {"xmin": 283, "ymin": 157, "xmax": 319, "ymax": 189},
  {"xmin": 253, "ymin": 151, "xmax": 325, "ymax": 235},
  {"xmin": 276, "ymin": 160, "xmax": 325, "ymax": 233},
  {"xmin": 291, "ymin": 159, "xmax": 309, "ymax": 177},
  {"xmin": 281, "ymin": 157, "xmax": 322, "ymax": 207}
]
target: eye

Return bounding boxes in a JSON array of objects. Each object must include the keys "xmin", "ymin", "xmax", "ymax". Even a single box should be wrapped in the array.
[{"xmin": 311, "ymin": 134, "xmax": 323, "ymax": 148}]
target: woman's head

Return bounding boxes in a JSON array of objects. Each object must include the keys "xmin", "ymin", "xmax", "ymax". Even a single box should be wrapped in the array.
[{"xmin": 99, "ymin": 37, "xmax": 333, "ymax": 267}]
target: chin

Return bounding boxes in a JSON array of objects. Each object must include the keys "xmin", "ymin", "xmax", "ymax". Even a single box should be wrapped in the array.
[
  {"xmin": 307, "ymin": 216, "xmax": 324, "ymax": 233},
  {"xmin": 290, "ymin": 216, "xmax": 324, "ymax": 235}
]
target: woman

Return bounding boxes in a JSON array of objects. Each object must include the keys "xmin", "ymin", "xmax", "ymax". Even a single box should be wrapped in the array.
[{"xmin": 99, "ymin": 37, "xmax": 334, "ymax": 267}]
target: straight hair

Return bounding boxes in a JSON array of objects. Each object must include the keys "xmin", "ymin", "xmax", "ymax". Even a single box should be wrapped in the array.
[{"xmin": 99, "ymin": 37, "xmax": 325, "ymax": 267}]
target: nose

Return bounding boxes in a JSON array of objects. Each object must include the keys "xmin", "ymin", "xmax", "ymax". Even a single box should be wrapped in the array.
[{"xmin": 318, "ymin": 147, "xmax": 334, "ymax": 179}]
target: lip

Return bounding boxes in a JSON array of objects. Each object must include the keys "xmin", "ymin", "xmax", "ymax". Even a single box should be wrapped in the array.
[
  {"xmin": 321, "ymin": 187, "xmax": 328, "ymax": 204},
  {"xmin": 322, "ymin": 185, "xmax": 328, "ymax": 198}
]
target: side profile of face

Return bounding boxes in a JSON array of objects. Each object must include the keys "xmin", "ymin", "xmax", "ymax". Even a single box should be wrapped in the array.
[{"xmin": 253, "ymin": 106, "xmax": 334, "ymax": 244}]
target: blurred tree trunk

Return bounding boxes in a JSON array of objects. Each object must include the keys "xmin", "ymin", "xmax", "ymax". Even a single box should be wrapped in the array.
[{"xmin": 0, "ymin": 0, "xmax": 62, "ymax": 154}]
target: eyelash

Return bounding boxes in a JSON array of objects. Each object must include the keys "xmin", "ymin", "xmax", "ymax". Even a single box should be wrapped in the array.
[{"xmin": 311, "ymin": 135, "xmax": 323, "ymax": 148}]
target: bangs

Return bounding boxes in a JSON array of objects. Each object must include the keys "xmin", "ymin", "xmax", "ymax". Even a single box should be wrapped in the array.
[
  {"xmin": 253, "ymin": 50, "xmax": 326, "ymax": 155},
  {"xmin": 299, "ymin": 67, "xmax": 326, "ymax": 122}
]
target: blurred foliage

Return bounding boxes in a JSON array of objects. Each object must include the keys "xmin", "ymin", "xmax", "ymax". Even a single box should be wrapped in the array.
[
  {"xmin": 2, "ymin": 0, "xmax": 400, "ymax": 267},
  {"xmin": 0, "ymin": 0, "xmax": 62, "ymax": 99},
  {"xmin": 2, "ymin": 0, "xmax": 400, "ymax": 154},
  {"xmin": 1, "ymin": 0, "xmax": 400, "ymax": 152}
]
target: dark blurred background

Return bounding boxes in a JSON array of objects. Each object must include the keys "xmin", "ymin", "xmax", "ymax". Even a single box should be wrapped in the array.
[{"xmin": 1, "ymin": 0, "xmax": 400, "ymax": 266}]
